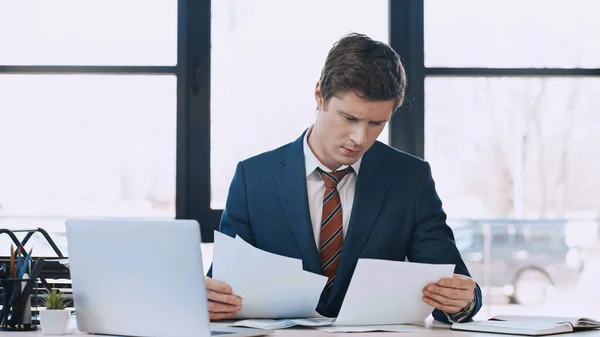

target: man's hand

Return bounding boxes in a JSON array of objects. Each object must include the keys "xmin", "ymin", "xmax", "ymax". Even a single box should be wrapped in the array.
[
  {"xmin": 422, "ymin": 274, "xmax": 476, "ymax": 314},
  {"xmin": 205, "ymin": 277, "xmax": 243, "ymax": 320}
]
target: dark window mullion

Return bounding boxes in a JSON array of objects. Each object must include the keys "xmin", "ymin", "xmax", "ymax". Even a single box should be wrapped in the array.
[
  {"xmin": 184, "ymin": 0, "xmax": 216, "ymax": 242},
  {"xmin": 389, "ymin": 0, "xmax": 425, "ymax": 159},
  {"xmin": 176, "ymin": 0, "xmax": 190, "ymax": 223}
]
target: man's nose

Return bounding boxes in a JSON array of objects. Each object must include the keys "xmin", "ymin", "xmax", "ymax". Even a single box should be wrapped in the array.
[{"xmin": 349, "ymin": 124, "xmax": 368, "ymax": 146}]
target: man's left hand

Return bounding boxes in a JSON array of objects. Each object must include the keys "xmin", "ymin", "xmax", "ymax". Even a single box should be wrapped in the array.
[{"xmin": 422, "ymin": 274, "xmax": 476, "ymax": 314}]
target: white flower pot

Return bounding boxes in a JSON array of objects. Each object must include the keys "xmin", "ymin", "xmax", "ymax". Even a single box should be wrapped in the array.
[{"xmin": 39, "ymin": 309, "xmax": 70, "ymax": 335}]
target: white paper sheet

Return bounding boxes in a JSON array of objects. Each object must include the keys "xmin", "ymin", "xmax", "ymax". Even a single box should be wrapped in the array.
[
  {"xmin": 225, "ymin": 236, "xmax": 327, "ymax": 319},
  {"xmin": 334, "ymin": 259, "xmax": 455, "ymax": 326},
  {"xmin": 212, "ymin": 231, "xmax": 235, "ymax": 282},
  {"xmin": 233, "ymin": 319, "xmax": 427, "ymax": 333},
  {"xmin": 232, "ymin": 318, "xmax": 336, "ymax": 330},
  {"xmin": 315, "ymin": 324, "xmax": 427, "ymax": 333},
  {"xmin": 213, "ymin": 234, "xmax": 456, "ymax": 324}
]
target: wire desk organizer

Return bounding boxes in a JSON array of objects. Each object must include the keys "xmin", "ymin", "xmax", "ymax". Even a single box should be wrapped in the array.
[{"xmin": 0, "ymin": 227, "xmax": 71, "ymax": 331}]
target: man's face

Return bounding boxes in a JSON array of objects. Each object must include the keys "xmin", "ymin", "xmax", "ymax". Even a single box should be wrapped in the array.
[{"xmin": 310, "ymin": 85, "xmax": 395, "ymax": 170}]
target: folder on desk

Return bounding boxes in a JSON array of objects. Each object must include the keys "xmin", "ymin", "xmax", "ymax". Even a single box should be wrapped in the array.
[{"xmin": 451, "ymin": 315, "xmax": 600, "ymax": 336}]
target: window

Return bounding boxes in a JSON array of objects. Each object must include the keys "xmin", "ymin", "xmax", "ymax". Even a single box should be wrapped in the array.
[
  {"xmin": 0, "ymin": 2, "xmax": 180, "ymax": 254},
  {"xmin": 424, "ymin": 0, "xmax": 600, "ymax": 318},
  {"xmin": 0, "ymin": 75, "xmax": 176, "ymax": 220},
  {"xmin": 425, "ymin": 0, "xmax": 600, "ymax": 68},
  {"xmin": 210, "ymin": 0, "xmax": 389, "ymax": 209},
  {"xmin": 0, "ymin": 1, "xmax": 177, "ymax": 66},
  {"xmin": 490, "ymin": 227, "xmax": 509, "ymax": 246},
  {"xmin": 425, "ymin": 77, "xmax": 600, "ymax": 219}
]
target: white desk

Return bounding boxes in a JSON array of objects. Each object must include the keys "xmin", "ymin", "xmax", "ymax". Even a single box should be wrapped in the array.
[
  {"xmin": 249, "ymin": 328, "xmax": 600, "ymax": 337},
  {"xmin": 12, "ymin": 321, "xmax": 600, "ymax": 337}
]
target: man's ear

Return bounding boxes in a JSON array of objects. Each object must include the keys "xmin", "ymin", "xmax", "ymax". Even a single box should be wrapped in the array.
[{"xmin": 314, "ymin": 81, "xmax": 324, "ymax": 111}]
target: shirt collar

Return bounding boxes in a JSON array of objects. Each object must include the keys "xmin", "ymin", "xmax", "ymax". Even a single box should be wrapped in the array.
[{"xmin": 303, "ymin": 126, "xmax": 362, "ymax": 178}]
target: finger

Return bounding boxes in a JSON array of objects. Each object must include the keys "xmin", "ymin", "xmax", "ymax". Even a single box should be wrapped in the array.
[
  {"xmin": 210, "ymin": 311, "xmax": 238, "ymax": 321},
  {"xmin": 423, "ymin": 295, "xmax": 463, "ymax": 315},
  {"xmin": 425, "ymin": 284, "xmax": 473, "ymax": 301},
  {"xmin": 437, "ymin": 275, "xmax": 475, "ymax": 290},
  {"xmin": 424, "ymin": 289, "xmax": 469, "ymax": 309},
  {"xmin": 206, "ymin": 289, "xmax": 242, "ymax": 306},
  {"xmin": 205, "ymin": 276, "xmax": 233, "ymax": 293},
  {"xmin": 207, "ymin": 300, "xmax": 242, "ymax": 313},
  {"xmin": 452, "ymin": 273, "xmax": 476, "ymax": 286}
]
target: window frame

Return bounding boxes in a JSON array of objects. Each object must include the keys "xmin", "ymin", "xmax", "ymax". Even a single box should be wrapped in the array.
[
  {"xmin": 195, "ymin": 0, "xmax": 600, "ymax": 240},
  {"xmin": 0, "ymin": 0, "xmax": 195, "ymax": 236},
  {"xmin": 3, "ymin": 0, "xmax": 598, "ymax": 242}
]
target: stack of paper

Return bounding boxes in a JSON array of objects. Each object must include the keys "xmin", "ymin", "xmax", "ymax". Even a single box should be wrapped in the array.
[
  {"xmin": 314, "ymin": 325, "xmax": 429, "ymax": 333},
  {"xmin": 231, "ymin": 319, "xmax": 429, "ymax": 333},
  {"xmin": 231, "ymin": 318, "xmax": 335, "ymax": 330},
  {"xmin": 212, "ymin": 232, "xmax": 327, "ymax": 319}
]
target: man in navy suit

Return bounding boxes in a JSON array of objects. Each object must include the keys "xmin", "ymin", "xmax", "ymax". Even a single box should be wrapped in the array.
[{"xmin": 205, "ymin": 33, "xmax": 482, "ymax": 323}]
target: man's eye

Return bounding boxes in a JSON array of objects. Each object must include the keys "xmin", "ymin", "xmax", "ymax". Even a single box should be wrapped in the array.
[{"xmin": 344, "ymin": 115, "xmax": 357, "ymax": 121}]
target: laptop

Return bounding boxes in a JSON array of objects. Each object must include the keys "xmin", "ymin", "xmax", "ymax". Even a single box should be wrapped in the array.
[{"xmin": 65, "ymin": 218, "xmax": 273, "ymax": 337}]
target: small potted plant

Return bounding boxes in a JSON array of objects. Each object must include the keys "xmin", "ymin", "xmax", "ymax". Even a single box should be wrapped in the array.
[{"xmin": 39, "ymin": 288, "xmax": 69, "ymax": 335}]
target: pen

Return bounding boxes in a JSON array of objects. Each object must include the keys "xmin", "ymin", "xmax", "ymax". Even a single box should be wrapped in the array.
[
  {"xmin": 16, "ymin": 247, "xmax": 22, "ymax": 278},
  {"xmin": 9, "ymin": 244, "xmax": 15, "ymax": 279},
  {"xmin": 18, "ymin": 248, "xmax": 33, "ymax": 279}
]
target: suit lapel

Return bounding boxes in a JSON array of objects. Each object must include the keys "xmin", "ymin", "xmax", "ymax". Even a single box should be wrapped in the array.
[
  {"xmin": 328, "ymin": 144, "xmax": 388, "ymax": 303},
  {"xmin": 274, "ymin": 133, "xmax": 322, "ymax": 274}
]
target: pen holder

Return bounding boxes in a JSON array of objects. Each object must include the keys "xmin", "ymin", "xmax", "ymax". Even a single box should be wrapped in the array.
[{"xmin": 0, "ymin": 278, "xmax": 39, "ymax": 331}]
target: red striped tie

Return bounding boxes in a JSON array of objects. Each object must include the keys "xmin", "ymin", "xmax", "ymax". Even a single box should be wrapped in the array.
[{"xmin": 318, "ymin": 167, "xmax": 354, "ymax": 289}]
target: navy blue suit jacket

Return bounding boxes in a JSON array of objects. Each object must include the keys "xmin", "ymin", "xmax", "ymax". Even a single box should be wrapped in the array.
[{"xmin": 216, "ymin": 132, "xmax": 482, "ymax": 322}]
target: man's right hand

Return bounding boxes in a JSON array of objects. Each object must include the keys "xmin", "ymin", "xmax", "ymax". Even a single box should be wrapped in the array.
[{"xmin": 205, "ymin": 276, "xmax": 243, "ymax": 320}]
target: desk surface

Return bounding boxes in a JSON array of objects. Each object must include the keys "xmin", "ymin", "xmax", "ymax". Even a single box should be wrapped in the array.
[{"xmin": 13, "ymin": 321, "xmax": 600, "ymax": 337}]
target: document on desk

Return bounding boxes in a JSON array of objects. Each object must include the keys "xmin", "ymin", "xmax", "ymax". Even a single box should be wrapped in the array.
[
  {"xmin": 334, "ymin": 259, "xmax": 455, "ymax": 326},
  {"xmin": 314, "ymin": 324, "xmax": 428, "ymax": 333},
  {"xmin": 232, "ymin": 318, "xmax": 336, "ymax": 330},
  {"xmin": 213, "ymin": 232, "xmax": 328, "ymax": 319},
  {"xmin": 233, "ymin": 319, "xmax": 427, "ymax": 332}
]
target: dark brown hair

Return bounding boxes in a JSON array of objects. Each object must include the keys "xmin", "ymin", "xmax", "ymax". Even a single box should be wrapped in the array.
[{"xmin": 319, "ymin": 33, "xmax": 407, "ymax": 110}]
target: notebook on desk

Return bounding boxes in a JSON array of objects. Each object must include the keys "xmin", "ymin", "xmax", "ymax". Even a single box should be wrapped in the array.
[{"xmin": 452, "ymin": 315, "xmax": 600, "ymax": 336}]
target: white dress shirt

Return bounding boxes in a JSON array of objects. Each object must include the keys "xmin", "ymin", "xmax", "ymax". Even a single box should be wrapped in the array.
[{"xmin": 303, "ymin": 127, "xmax": 362, "ymax": 247}]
